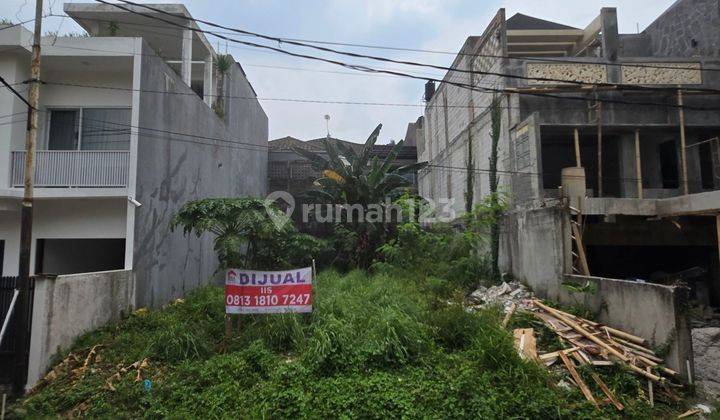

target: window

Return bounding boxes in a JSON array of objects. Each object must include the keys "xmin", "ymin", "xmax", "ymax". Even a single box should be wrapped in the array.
[
  {"xmin": 48, "ymin": 108, "xmax": 131, "ymax": 151},
  {"xmin": 48, "ymin": 110, "xmax": 79, "ymax": 150}
]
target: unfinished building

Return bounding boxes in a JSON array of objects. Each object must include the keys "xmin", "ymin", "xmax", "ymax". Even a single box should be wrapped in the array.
[{"xmin": 417, "ymin": 0, "xmax": 720, "ymax": 396}]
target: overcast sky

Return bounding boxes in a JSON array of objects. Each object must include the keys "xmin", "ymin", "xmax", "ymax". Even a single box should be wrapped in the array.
[{"xmin": 2, "ymin": 0, "xmax": 677, "ymax": 143}]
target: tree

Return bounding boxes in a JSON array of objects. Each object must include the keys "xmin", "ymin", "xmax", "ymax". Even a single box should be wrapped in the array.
[
  {"xmin": 213, "ymin": 54, "xmax": 232, "ymax": 119},
  {"xmin": 293, "ymin": 124, "xmax": 427, "ymax": 267},
  {"xmin": 170, "ymin": 198, "xmax": 290, "ymax": 270},
  {"xmin": 488, "ymin": 96, "xmax": 503, "ymax": 281},
  {"xmin": 465, "ymin": 130, "xmax": 474, "ymax": 214}
]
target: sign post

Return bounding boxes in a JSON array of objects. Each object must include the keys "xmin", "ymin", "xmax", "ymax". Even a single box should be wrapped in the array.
[{"xmin": 225, "ymin": 267, "xmax": 313, "ymax": 314}]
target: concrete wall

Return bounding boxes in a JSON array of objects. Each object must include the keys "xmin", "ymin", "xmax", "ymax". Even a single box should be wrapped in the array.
[
  {"xmin": 642, "ymin": 0, "xmax": 720, "ymax": 58},
  {"xmin": 420, "ymin": 10, "xmax": 508, "ymax": 214},
  {"xmin": 502, "ymin": 203, "xmax": 694, "ymax": 375},
  {"xmin": 27, "ymin": 269, "xmax": 135, "ymax": 387},
  {"xmin": 133, "ymin": 44, "xmax": 268, "ymax": 307},
  {"xmin": 501, "ymin": 206, "xmax": 570, "ymax": 298},
  {"xmin": 561, "ymin": 274, "xmax": 693, "ymax": 376}
]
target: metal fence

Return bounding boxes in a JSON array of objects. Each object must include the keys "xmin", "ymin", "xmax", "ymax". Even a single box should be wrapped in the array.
[
  {"xmin": 0, "ymin": 277, "xmax": 33, "ymax": 387},
  {"xmin": 11, "ymin": 150, "xmax": 130, "ymax": 188}
]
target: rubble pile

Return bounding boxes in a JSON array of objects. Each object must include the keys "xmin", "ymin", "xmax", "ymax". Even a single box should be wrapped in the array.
[{"xmin": 467, "ymin": 281, "xmax": 534, "ymax": 313}]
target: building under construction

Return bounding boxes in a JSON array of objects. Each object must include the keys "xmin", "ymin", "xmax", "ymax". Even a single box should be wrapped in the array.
[{"xmin": 417, "ymin": 0, "xmax": 720, "ymax": 397}]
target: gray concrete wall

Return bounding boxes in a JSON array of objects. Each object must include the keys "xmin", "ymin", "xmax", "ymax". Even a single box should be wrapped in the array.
[
  {"xmin": 642, "ymin": 0, "xmax": 720, "ymax": 58},
  {"xmin": 561, "ymin": 274, "xmax": 693, "ymax": 377},
  {"xmin": 133, "ymin": 44, "xmax": 268, "ymax": 308},
  {"xmin": 500, "ymin": 206, "xmax": 570, "ymax": 298},
  {"xmin": 27, "ymin": 270, "xmax": 135, "ymax": 387}
]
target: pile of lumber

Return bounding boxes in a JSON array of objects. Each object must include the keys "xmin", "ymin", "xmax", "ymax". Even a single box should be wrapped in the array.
[{"xmin": 513, "ymin": 299, "xmax": 681, "ymax": 411}]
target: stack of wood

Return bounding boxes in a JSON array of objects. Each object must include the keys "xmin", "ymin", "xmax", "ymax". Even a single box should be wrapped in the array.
[{"xmin": 513, "ymin": 299, "xmax": 681, "ymax": 411}]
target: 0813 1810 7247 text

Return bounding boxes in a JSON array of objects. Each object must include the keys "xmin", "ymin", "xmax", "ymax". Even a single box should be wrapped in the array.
[{"xmin": 225, "ymin": 267, "xmax": 313, "ymax": 314}]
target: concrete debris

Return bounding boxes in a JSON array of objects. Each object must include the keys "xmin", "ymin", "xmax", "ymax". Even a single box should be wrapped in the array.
[
  {"xmin": 467, "ymin": 281, "xmax": 535, "ymax": 313},
  {"xmin": 691, "ymin": 327, "xmax": 720, "ymax": 400}
]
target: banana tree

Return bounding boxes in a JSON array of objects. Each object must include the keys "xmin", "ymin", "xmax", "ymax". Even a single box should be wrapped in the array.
[{"xmin": 293, "ymin": 124, "xmax": 427, "ymax": 266}]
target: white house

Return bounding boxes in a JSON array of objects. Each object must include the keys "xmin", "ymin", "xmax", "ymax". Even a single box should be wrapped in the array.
[{"xmin": 0, "ymin": 3, "xmax": 268, "ymax": 307}]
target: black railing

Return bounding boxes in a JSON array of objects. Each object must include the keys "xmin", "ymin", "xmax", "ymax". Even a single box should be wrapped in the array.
[{"xmin": 0, "ymin": 276, "xmax": 34, "ymax": 387}]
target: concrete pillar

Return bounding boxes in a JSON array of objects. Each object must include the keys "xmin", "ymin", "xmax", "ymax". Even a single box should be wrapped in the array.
[
  {"xmin": 686, "ymin": 137, "xmax": 703, "ymax": 193},
  {"xmin": 600, "ymin": 8, "xmax": 619, "ymax": 62},
  {"xmin": 203, "ymin": 54, "xmax": 214, "ymax": 106},
  {"xmin": 181, "ymin": 28, "xmax": 192, "ymax": 86},
  {"xmin": 618, "ymin": 133, "xmax": 639, "ymax": 197}
]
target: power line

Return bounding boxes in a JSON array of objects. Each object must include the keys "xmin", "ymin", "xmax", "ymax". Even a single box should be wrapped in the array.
[
  {"xmin": 37, "ymin": 74, "xmax": 720, "ymax": 113},
  {"xmin": 0, "ymin": 75, "xmax": 34, "ymax": 109},
  {"xmin": 39, "ymin": 80, "xmax": 527, "ymax": 110},
  {"xmin": 0, "ymin": 17, "xmax": 36, "ymax": 32},
  {"xmin": 47, "ymin": 9, "xmax": 720, "ymax": 75},
  {"xmin": 183, "ymin": 26, "xmax": 720, "ymax": 75},
  {"xmin": 4, "ymin": 107, "xmax": 713, "ymax": 185},
  {"xmin": 92, "ymin": 1, "xmax": 720, "ymax": 112},
  {"xmin": 112, "ymin": 0, "xmax": 720, "ymax": 91},
  {"xmin": 8, "ymin": 108, "xmax": 712, "ymax": 185}
]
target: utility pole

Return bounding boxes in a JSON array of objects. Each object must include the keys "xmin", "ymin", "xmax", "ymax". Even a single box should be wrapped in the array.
[{"xmin": 14, "ymin": 0, "xmax": 43, "ymax": 395}]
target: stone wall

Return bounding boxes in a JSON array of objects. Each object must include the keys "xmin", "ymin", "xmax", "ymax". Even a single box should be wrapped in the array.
[
  {"xmin": 643, "ymin": 0, "xmax": 720, "ymax": 58},
  {"xmin": 691, "ymin": 327, "xmax": 720, "ymax": 398},
  {"xmin": 27, "ymin": 270, "xmax": 135, "ymax": 387}
]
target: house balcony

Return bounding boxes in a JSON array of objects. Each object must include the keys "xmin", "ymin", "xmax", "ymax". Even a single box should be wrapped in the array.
[{"xmin": 10, "ymin": 150, "xmax": 130, "ymax": 189}]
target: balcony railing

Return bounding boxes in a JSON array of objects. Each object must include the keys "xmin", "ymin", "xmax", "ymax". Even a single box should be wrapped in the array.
[{"xmin": 11, "ymin": 150, "xmax": 129, "ymax": 188}]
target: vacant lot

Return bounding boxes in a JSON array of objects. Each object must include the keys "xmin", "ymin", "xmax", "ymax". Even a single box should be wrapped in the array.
[{"xmin": 13, "ymin": 271, "xmax": 673, "ymax": 418}]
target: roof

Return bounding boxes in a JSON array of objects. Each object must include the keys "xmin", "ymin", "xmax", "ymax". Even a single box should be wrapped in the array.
[
  {"xmin": 506, "ymin": 13, "xmax": 578, "ymax": 31},
  {"xmin": 371, "ymin": 144, "xmax": 418, "ymax": 161},
  {"xmin": 268, "ymin": 136, "xmax": 322, "ymax": 151},
  {"xmin": 64, "ymin": 3, "xmax": 215, "ymax": 60},
  {"xmin": 306, "ymin": 137, "xmax": 365, "ymax": 154}
]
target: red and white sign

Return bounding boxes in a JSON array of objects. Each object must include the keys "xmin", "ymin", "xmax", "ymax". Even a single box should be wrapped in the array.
[{"xmin": 225, "ymin": 267, "xmax": 313, "ymax": 314}]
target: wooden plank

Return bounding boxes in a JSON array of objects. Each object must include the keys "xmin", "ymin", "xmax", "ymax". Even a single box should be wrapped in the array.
[
  {"xmin": 539, "ymin": 347, "xmax": 580, "ymax": 361},
  {"xmin": 525, "ymin": 329, "xmax": 538, "ymax": 361},
  {"xmin": 514, "ymin": 328, "xmax": 526, "ymax": 359},
  {"xmin": 678, "ymin": 408, "xmax": 703, "ymax": 418},
  {"xmin": 647, "ymin": 367, "xmax": 654, "ymax": 407},
  {"xmin": 514, "ymin": 328, "xmax": 538, "ymax": 361},
  {"xmin": 571, "ymin": 222, "xmax": 591, "ymax": 276},
  {"xmin": 574, "ymin": 128, "xmax": 582, "ymax": 167},
  {"xmin": 635, "ymin": 130, "xmax": 643, "ymax": 199},
  {"xmin": 502, "ymin": 302, "xmax": 517, "ymax": 328},
  {"xmin": 678, "ymin": 89, "xmax": 689, "ymax": 195},
  {"xmin": 610, "ymin": 335, "xmax": 654, "ymax": 354},
  {"xmin": 534, "ymin": 301, "xmax": 664, "ymax": 383},
  {"xmin": 591, "ymin": 373, "xmax": 624, "ymax": 411},
  {"xmin": 597, "ymin": 101, "xmax": 603, "ymax": 197},
  {"xmin": 602, "ymin": 326, "xmax": 646, "ymax": 346},
  {"xmin": 559, "ymin": 350, "xmax": 598, "ymax": 407}
]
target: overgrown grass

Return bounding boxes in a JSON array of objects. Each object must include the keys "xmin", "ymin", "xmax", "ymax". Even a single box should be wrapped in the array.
[{"xmin": 13, "ymin": 271, "xmax": 669, "ymax": 418}]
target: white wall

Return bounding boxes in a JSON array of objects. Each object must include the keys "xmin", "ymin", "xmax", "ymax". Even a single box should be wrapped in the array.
[
  {"xmin": 0, "ymin": 50, "xmax": 30, "ymax": 186},
  {"xmin": 0, "ymin": 198, "xmax": 126, "ymax": 276}
]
